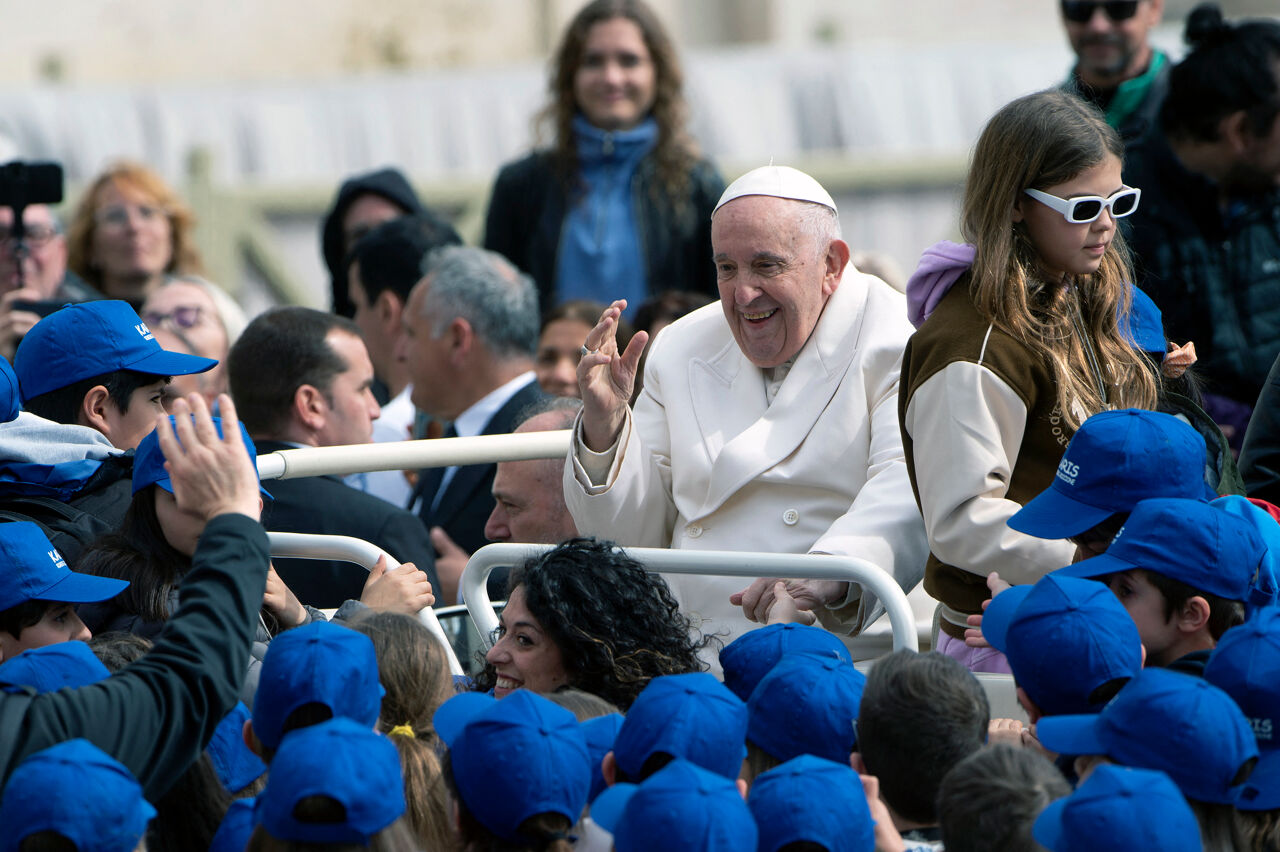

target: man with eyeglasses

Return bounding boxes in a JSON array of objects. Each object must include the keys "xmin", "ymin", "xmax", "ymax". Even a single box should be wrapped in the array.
[
  {"xmin": 1060, "ymin": 0, "xmax": 1168, "ymax": 143},
  {"xmin": 0, "ymin": 205, "xmax": 98, "ymax": 361}
]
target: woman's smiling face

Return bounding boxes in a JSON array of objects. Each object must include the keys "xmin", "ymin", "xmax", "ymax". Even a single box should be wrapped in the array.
[{"xmin": 484, "ymin": 585, "xmax": 570, "ymax": 698}]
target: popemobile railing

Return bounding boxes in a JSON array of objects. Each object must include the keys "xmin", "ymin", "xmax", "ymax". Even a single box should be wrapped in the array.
[
  {"xmin": 460, "ymin": 543, "xmax": 919, "ymax": 654},
  {"xmin": 265, "ymin": 532, "xmax": 465, "ymax": 677},
  {"xmin": 256, "ymin": 431, "xmax": 920, "ymax": 665}
]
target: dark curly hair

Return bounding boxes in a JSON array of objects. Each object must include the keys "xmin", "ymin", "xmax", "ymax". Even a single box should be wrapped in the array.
[
  {"xmin": 473, "ymin": 537, "xmax": 711, "ymax": 710},
  {"xmin": 539, "ymin": 0, "xmax": 701, "ymax": 218}
]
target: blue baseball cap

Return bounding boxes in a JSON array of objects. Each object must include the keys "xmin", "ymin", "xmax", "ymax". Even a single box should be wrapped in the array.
[
  {"xmin": 0, "ymin": 356, "xmax": 19, "ymax": 423},
  {"xmin": 1037, "ymin": 668, "xmax": 1258, "ymax": 804},
  {"xmin": 612, "ymin": 672, "xmax": 748, "ymax": 781},
  {"xmin": 0, "ymin": 521, "xmax": 129, "ymax": 611},
  {"xmin": 133, "ymin": 415, "xmax": 271, "ymax": 499},
  {"xmin": 434, "ymin": 689, "xmax": 590, "ymax": 844},
  {"xmin": 15, "ymin": 300, "xmax": 216, "ymax": 402},
  {"xmin": 592, "ymin": 758, "xmax": 757, "ymax": 852},
  {"xmin": 0, "ymin": 640, "xmax": 109, "ymax": 694},
  {"xmin": 746, "ymin": 653, "xmax": 864, "ymax": 764},
  {"xmin": 256, "ymin": 718, "xmax": 405, "ymax": 845},
  {"xmin": 1122, "ymin": 285, "xmax": 1168, "ymax": 356},
  {"xmin": 749, "ymin": 755, "xmax": 874, "ymax": 852},
  {"xmin": 981, "ymin": 574, "xmax": 1141, "ymax": 716},
  {"xmin": 1055, "ymin": 497, "xmax": 1263, "ymax": 602},
  {"xmin": 252, "ymin": 622, "xmax": 384, "ymax": 751},
  {"xmin": 1032, "ymin": 764, "xmax": 1200, "ymax": 852},
  {"xmin": 719, "ymin": 622, "xmax": 853, "ymax": 702},
  {"xmin": 1214, "ymin": 496, "xmax": 1280, "ymax": 612},
  {"xmin": 1010, "ymin": 410, "xmax": 1213, "ymax": 540},
  {"xmin": 207, "ymin": 702, "xmax": 267, "ymax": 795},
  {"xmin": 1205, "ymin": 606, "xmax": 1280, "ymax": 810},
  {"xmin": 582, "ymin": 712, "xmax": 624, "ymax": 803},
  {"xmin": 0, "ymin": 739, "xmax": 156, "ymax": 852}
]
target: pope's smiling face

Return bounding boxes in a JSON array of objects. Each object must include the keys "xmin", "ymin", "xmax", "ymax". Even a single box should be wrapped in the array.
[{"xmin": 711, "ymin": 195, "xmax": 844, "ymax": 368}]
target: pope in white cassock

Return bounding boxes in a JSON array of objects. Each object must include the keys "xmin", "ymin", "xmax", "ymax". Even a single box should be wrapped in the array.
[{"xmin": 563, "ymin": 165, "xmax": 932, "ymax": 656}]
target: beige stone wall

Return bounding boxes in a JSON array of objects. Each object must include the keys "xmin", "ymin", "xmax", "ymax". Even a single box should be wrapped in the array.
[{"xmin": 8, "ymin": 0, "xmax": 1271, "ymax": 86}]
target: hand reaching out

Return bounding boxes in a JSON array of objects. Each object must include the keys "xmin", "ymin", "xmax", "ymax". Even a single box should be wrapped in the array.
[{"xmin": 360, "ymin": 555, "xmax": 436, "ymax": 614}]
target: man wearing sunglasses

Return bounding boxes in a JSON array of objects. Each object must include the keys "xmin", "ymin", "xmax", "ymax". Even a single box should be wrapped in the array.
[{"xmin": 1060, "ymin": 0, "xmax": 1168, "ymax": 142}]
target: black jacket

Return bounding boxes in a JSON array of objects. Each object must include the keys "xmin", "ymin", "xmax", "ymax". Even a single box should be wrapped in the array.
[
  {"xmin": 483, "ymin": 151, "xmax": 723, "ymax": 310},
  {"xmin": 256, "ymin": 440, "xmax": 438, "ymax": 609},
  {"xmin": 1123, "ymin": 130, "xmax": 1280, "ymax": 406},
  {"xmin": 412, "ymin": 378, "xmax": 546, "ymax": 559},
  {"xmin": 0, "ymin": 513, "xmax": 268, "ymax": 801}
]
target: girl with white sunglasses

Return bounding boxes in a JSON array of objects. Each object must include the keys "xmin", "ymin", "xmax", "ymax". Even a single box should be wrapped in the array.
[{"xmin": 898, "ymin": 89, "xmax": 1161, "ymax": 674}]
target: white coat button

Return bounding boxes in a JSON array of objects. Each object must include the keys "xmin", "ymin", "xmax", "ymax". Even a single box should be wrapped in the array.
[
  {"xmin": 782, "ymin": 509, "xmax": 799, "ymax": 526},
  {"xmin": 686, "ymin": 523, "xmax": 703, "ymax": 539}
]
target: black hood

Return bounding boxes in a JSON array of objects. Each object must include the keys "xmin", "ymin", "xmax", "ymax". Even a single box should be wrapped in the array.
[{"xmin": 321, "ymin": 167, "xmax": 423, "ymax": 317}]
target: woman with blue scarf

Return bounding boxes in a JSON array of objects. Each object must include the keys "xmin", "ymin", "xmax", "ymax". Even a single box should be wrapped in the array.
[{"xmin": 484, "ymin": 0, "xmax": 723, "ymax": 317}]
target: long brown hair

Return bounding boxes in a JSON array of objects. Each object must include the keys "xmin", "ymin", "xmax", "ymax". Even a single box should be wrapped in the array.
[
  {"xmin": 540, "ymin": 0, "xmax": 700, "ymax": 215},
  {"xmin": 349, "ymin": 611, "xmax": 456, "ymax": 851},
  {"xmin": 961, "ymin": 89, "xmax": 1158, "ymax": 430}
]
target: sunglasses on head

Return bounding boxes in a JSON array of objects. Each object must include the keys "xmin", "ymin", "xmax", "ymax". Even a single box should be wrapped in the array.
[
  {"xmin": 141, "ymin": 305, "xmax": 204, "ymax": 330},
  {"xmin": 1060, "ymin": 0, "xmax": 1141, "ymax": 23},
  {"xmin": 1023, "ymin": 187, "xmax": 1141, "ymax": 224}
]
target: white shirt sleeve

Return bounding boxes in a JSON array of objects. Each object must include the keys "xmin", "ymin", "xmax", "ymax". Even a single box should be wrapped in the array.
[{"xmin": 903, "ymin": 361, "xmax": 1076, "ymax": 585}]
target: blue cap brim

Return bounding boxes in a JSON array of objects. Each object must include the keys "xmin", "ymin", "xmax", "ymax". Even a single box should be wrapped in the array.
[
  {"xmin": 431, "ymin": 692, "xmax": 496, "ymax": 747},
  {"xmin": 1237, "ymin": 750, "xmax": 1280, "ymax": 811},
  {"xmin": 127, "ymin": 348, "xmax": 218, "ymax": 378},
  {"xmin": 1031, "ymin": 795, "xmax": 1069, "ymax": 850},
  {"xmin": 1036, "ymin": 713, "xmax": 1108, "ymax": 757},
  {"xmin": 153, "ymin": 476, "xmax": 273, "ymax": 502},
  {"xmin": 979, "ymin": 585, "xmax": 1032, "ymax": 655},
  {"xmin": 589, "ymin": 781, "xmax": 638, "ymax": 834},
  {"xmin": 35, "ymin": 570, "xmax": 129, "ymax": 605},
  {"xmin": 1009, "ymin": 485, "xmax": 1117, "ymax": 539},
  {"xmin": 1052, "ymin": 551, "xmax": 1133, "ymax": 582}
]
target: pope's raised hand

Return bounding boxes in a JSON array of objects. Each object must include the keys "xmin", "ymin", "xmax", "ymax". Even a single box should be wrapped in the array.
[{"xmin": 578, "ymin": 299, "xmax": 648, "ymax": 452}]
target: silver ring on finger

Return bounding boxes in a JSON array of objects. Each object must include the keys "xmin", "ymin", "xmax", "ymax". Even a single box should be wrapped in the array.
[{"xmin": 580, "ymin": 344, "xmax": 598, "ymax": 357}]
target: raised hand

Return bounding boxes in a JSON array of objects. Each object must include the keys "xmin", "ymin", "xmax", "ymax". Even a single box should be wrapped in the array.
[
  {"xmin": 156, "ymin": 393, "xmax": 261, "ymax": 522},
  {"xmin": 578, "ymin": 299, "xmax": 649, "ymax": 451}
]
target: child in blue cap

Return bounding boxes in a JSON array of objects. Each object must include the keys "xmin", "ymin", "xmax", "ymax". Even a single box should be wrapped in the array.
[
  {"xmin": 0, "ymin": 739, "xmax": 156, "ymax": 852},
  {"xmin": 210, "ymin": 621, "xmax": 386, "ymax": 852},
  {"xmin": 603, "ymin": 672, "xmax": 748, "ymax": 786},
  {"xmin": 1053, "ymin": 497, "xmax": 1262, "ymax": 674},
  {"xmin": 249, "ymin": 717, "xmax": 416, "ymax": 850},
  {"xmin": 743, "ymin": 652, "xmax": 865, "ymax": 785},
  {"xmin": 14, "ymin": 300, "xmax": 216, "ymax": 450},
  {"xmin": 1205, "ymin": 605, "xmax": 1280, "ymax": 851},
  {"xmin": 0, "ymin": 639, "xmax": 110, "ymax": 694},
  {"xmin": 592, "ymin": 758, "xmax": 756, "ymax": 852},
  {"xmin": 718, "ymin": 621, "xmax": 853, "ymax": 702},
  {"xmin": 1032, "ymin": 764, "xmax": 1203, "ymax": 852},
  {"xmin": 1037, "ymin": 667, "xmax": 1257, "ymax": 848},
  {"xmin": 434, "ymin": 689, "xmax": 591, "ymax": 851},
  {"xmin": 975, "ymin": 573, "xmax": 1142, "ymax": 755},
  {"xmin": 748, "ymin": 755, "xmax": 875, "ymax": 852},
  {"xmin": 0, "ymin": 521, "xmax": 129, "ymax": 662}
]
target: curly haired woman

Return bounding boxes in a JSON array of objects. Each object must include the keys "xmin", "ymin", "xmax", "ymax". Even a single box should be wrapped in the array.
[{"xmin": 474, "ymin": 537, "xmax": 711, "ymax": 710}]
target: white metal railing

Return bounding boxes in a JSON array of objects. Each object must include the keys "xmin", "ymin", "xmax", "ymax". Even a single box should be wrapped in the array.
[
  {"xmin": 461, "ymin": 543, "xmax": 920, "ymax": 653},
  {"xmin": 255, "ymin": 431, "xmax": 571, "ymax": 481},
  {"xmin": 266, "ymin": 532, "xmax": 464, "ymax": 676}
]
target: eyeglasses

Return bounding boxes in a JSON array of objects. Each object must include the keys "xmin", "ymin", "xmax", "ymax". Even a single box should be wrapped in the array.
[
  {"xmin": 0, "ymin": 225, "xmax": 59, "ymax": 246},
  {"xmin": 1023, "ymin": 187, "xmax": 1141, "ymax": 224},
  {"xmin": 94, "ymin": 204, "xmax": 168, "ymax": 229},
  {"xmin": 142, "ymin": 306, "xmax": 204, "ymax": 329},
  {"xmin": 1060, "ymin": 1, "xmax": 1141, "ymax": 23}
]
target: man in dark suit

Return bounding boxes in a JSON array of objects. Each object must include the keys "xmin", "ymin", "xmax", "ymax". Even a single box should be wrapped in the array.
[
  {"xmin": 400, "ymin": 245, "xmax": 545, "ymax": 602},
  {"xmin": 227, "ymin": 307, "xmax": 437, "ymax": 609}
]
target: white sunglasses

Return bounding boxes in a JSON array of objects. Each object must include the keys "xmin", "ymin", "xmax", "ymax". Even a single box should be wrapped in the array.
[{"xmin": 1023, "ymin": 187, "xmax": 1142, "ymax": 224}]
